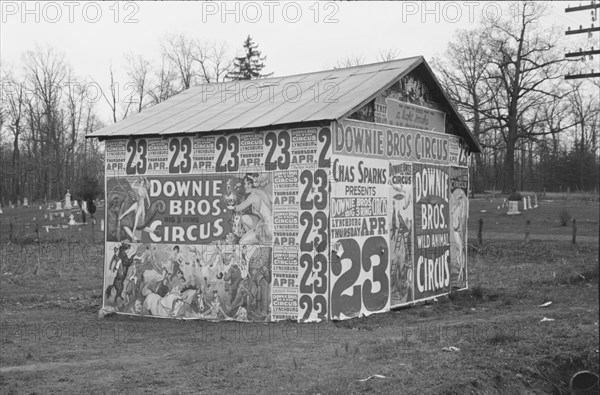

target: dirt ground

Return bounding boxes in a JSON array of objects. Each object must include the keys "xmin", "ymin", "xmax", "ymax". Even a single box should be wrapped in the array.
[{"xmin": 0, "ymin": 201, "xmax": 598, "ymax": 394}]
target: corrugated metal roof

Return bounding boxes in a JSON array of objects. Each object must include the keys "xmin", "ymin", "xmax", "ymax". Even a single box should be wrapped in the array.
[
  {"xmin": 87, "ymin": 56, "xmax": 423, "ymax": 138},
  {"xmin": 86, "ymin": 56, "xmax": 481, "ymax": 153}
]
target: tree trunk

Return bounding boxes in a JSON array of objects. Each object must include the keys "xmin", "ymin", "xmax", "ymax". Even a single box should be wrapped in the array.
[{"xmin": 502, "ymin": 137, "xmax": 517, "ymax": 193}]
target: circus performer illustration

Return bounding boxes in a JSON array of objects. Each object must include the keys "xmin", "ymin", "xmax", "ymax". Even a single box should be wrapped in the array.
[
  {"xmin": 389, "ymin": 178, "xmax": 413, "ymax": 304},
  {"xmin": 119, "ymin": 177, "xmax": 150, "ymax": 242},
  {"xmin": 450, "ymin": 188, "xmax": 468, "ymax": 284},
  {"xmin": 230, "ymin": 173, "xmax": 273, "ymax": 245},
  {"xmin": 106, "ymin": 176, "xmax": 165, "ymax": 242}
]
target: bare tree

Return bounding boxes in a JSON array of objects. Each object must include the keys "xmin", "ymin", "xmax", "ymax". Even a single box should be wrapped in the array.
[
  {"xmin": 333, "ymin": 55, "xmax": 366, "ymax": 69},
  {"xmin": 483, "ymin": 2, "xmax": 568, "ymax": 192},
  {"xmin": 99, "ymin": 65, "xmax": 132, "ymax": 123},
  {"xmin": 125, "ymin": 53, "xmax": 152, "ymax": 113},
  {"xmin": 2, "ymin": 70, "xmax": 26, "ymax": 200},
  {"xmin": 194, "ymin": 41, "xmax": 234, "ymax": 83},
  {"xmin": 148, "ymin": 54, "xmax": 178, "ymax": 105},
  {"xmin": 161, "ymin": 34, "xmax": 198, "ymax": 90},
  {"xmin": 23, "ymin": 45, "xmax": 69, "ymax": 199},
  {"xmin": 376, "ymin": 49, "xmax": 401, "ymax": 62}
]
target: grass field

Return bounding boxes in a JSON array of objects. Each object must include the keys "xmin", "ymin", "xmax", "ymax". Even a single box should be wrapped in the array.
[{"xmin": 0, "ymin": 199, "xmax": 598, "ymax": 394}]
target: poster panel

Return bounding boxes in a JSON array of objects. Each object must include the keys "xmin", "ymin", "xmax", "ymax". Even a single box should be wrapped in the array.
[
  {"xmin": 385, "ymin": 98, "xmax": 446, "ymax": 133},
  {"xmin": 192, "ymin": 135, "xmax": 216, "ymax": 173},
  {"xmin": 103, "ymin": 125, "xmax": 333, "ymax": 322},
  {"xmin": 334, "ymin": 119, "xmax": 450, "ymax": 165},
  {"xmin": 102, "ymin": 241, "xmax": 272, "ymax": 321},
  {"xmin": 239, "ymin": 132, "xmax": 264, "ymax": 172},
  {"xmin": 413, "ymin": 164, "xmax": 451, "ymax": 301},
  {"xmin": 329, "ymin": 155, "xmax": 390, "ymax": 319},
  {"xmin": 105, "ymin": 139, "xmax": 127, "ymax": 175},
  {"xmin": 449, "ymin": 167, "xmax": 469, "ymax": 290},
  {"xmin": 105, "ymin": 173, "xmax": 273, "ymax": 245},
  {"xmin": 389, "ymin": 162, "xmax": 414, "ymax": 307},
  {"xmin": 297, "ymin": 167, "xmax": 330, "ymax": 322}
]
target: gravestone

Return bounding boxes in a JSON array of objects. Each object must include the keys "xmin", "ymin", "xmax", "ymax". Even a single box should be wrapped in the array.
[
  {"xmin": 73, "ymin": 200, "xmax": 78, "ymax": 207},
  {"xmin": 507, "ymin": 201, "xmax": 521, "ymax": 215},
  {"xmin": 82, "ymin": 200, "xmax": 88, "ymax": 214},
  {"xmin": 64, "ymin": 190, "xmax": 72, "ymax": 209},
  {"xmin": 39, "ymin": 206, "xmax": 42, "ymax": 210},
  {"xmin": 60, "ymin": 212, "xmax": 65, "ymax": 218},
  {"xmin": 56, "ymin": 201, "xmax": 62, "ymax": 210},
  {"xmin": 533, "ymin": 195, "xmax": 538, "ymax": 208},
  {"xmin": 68, "ymin": 214, "xmax": 76, "ymax": 225},
  {"xmin": 0, "ymin": 204, "xmax": 3, "ymax": 214},
  {"xmin": 522, "ymin": 197, "xmax": 528, "ymax": 211},
  {"xmin": 17, "ymin": 199, "xmax": 21, "ymax": 207},
  {"xmin": 100, "ymin": 219, "xmax": 105, "ymax": 231},
  {"xmin": 23, "ymin": 198, "xmax": 29, "ymax": 207},
  {"xmin": 527, "ymin": 196, "xmax": 533, "ymax": 210}
]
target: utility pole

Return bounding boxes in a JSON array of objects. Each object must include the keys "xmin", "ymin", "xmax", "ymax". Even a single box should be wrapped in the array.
[{"xmin": 565, "ymin": 1, "xmax": 600, "ymax": 79}]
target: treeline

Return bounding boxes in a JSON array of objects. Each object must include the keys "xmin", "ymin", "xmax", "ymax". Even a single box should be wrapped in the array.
[
  {"xmin": 0, "ymin": 35, "xmax": 269, "ymax": 204},
  {"xmin": 433, "ymin": 2, "xmax": 599, "ymax": 193}
]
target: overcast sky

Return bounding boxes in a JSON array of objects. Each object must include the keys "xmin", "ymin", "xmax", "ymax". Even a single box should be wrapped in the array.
[{"xmin": 0, "ymin": 1, "xmax": 589, "ymax": 123}]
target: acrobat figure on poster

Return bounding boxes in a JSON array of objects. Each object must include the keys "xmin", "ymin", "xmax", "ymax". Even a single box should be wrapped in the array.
[
  {"xmin": 119, "ymin": 177, "xmax": 150, "ymax": 242},
  {"xmin": 233, "ymin": 174, "xmax": 273, "ymax": 244}
]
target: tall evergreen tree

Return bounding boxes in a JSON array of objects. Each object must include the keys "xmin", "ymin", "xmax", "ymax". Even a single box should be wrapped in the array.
[{"xmin": 227, "ymin": 35, "xmax": 272, "ymax": 80}]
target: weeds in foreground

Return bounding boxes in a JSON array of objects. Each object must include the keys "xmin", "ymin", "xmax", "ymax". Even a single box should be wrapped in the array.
[{"xmin": 559, "ymin": 208, "xmax": 572, "ymax": 226}]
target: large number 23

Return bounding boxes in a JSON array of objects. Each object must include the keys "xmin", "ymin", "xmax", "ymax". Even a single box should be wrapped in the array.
[{"xmin": 330, "ymin": 236, "xmax": 389, "ymax": 318}]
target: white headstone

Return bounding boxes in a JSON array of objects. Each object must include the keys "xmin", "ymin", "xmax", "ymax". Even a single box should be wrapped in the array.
[
  {"xmin": 23, "ymin": 198, "xmax": 29, "ymax": 207},
  {"xmin": 533, "ymin": 195, "xmax": 538, "ymax": 208},
  {"xmin": 522, "ymin": 197, "xmax": 528, "ymax": 211},
  {"xmin": 82, "ymin": 200, "xmax": 89, "ymax": 214},
  {"xmin": 39, "ymin": 205, "xmax": 42, "ymax": 210},
  {"xmin": 527, "ymin": 196, "xmax": 533, "ymax": 210},
  {"xmin": 100, "ymin": 219, "xmax": 105, "ymax": 231},
  {"xmin": 507, "ymin": 201, "xmax": 521, "ymax": 215},
  {"xmin": 64, "ymin": 190, "xmax": 72, "ymax": 209},
  {"xmin": 0, "ymin": 204, "xmax": 3, "ymax": 214},
  {"xmin": 60, "ymin": 212, "xmax": 65, "ymax": 218},
  {"xmin": 73, "ymin": 200, "xmax": 78, "ymax": 207},
  {"xmin": 68, "ymin": 214, "xmax": 76, "ymax": 225},
  {"xmin": 56, "ymin": 201, "xmax": 62, "ymax": 210}
]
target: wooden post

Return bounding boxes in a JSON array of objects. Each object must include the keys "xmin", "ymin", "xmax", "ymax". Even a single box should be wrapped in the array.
[
  {"xmin": 478, "ymin": 218, "xmax": 483, "ymax": 246},
  {"xmin": 525, "ymin": 220, "xmax": 530, "ymax": 243},
  {"xmin": 572, "ymin": 219, "xmax": 577, "ymax": 245}
]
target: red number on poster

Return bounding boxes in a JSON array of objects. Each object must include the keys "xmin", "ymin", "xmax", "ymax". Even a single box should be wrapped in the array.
[
  {"xmin": 330, "ymin": 236, "xmax": 389, "ymax": 318},
  {"xmin": 126, "ymin": 139, "xmax": 147, "ymax": 175},
  {"xmin": 265, "ymin": 130, "xmax": 291, "ymax": 170}
]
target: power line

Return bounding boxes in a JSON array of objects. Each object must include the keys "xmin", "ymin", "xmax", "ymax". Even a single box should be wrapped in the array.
[{"xmin": 564, "ymin": 1, "xmax": 600, "ymax": 79}]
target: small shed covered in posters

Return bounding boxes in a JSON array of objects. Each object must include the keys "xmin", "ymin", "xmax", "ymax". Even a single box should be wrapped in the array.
[{"xmin": 87, "ymin": 56, "xmax": 481, "ymax": 322}]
